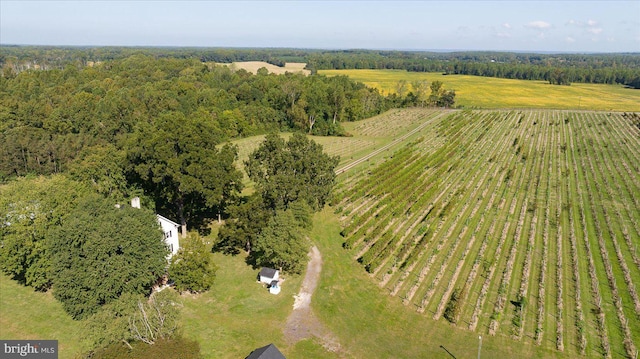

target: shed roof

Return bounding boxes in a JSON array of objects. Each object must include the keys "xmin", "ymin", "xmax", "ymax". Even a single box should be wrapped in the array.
[
  {"xmin": 245, "ymin": 343, "xmax": 286, "ymax": 359},
  {"xmin": 259, "ymin": 267, "xmax": 278, "ymax": 278}
]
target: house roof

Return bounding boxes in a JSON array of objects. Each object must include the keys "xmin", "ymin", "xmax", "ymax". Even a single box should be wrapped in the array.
[
  {"xmin": 156, "ymin": 214, "xmax": 179, "ymax": 227},
  {"xmin": 245, "ymin": 343, "xmax": 286, "ymax": 359},
  {"xmin": 259, "ymin": 267, "xmax": 278, "ymax": 278}
]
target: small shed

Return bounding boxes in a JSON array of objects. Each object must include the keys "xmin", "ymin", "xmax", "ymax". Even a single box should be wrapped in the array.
[
  {"xmin": 258, "ymin": 267, "xmax": 279, "ymax": 284},
  {"xmin": 245, "ymin": 343, "xmax": 286, "ymax": 359}
]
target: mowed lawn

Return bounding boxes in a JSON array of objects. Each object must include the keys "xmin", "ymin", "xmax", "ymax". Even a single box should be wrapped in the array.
[
  {"xmin": 0, "ymin": 274, "xmax": 85, "ymax": 358},
  {"xmin": 319, "ymin": 69, "xmax": 640, "ymax": 111}
]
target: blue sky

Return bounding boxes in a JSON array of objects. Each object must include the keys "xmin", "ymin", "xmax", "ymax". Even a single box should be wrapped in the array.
[{"xmin": 1, "ymin": 1, "xmax": 639, "ymax": 52}]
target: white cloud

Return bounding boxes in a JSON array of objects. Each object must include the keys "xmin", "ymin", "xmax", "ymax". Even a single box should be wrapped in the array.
[
  {"xmin": 566, "ymin": 36, "xmax": 576, "ymax": 43},
  {"xmin": 588, "ymin": 27, "xmax": 603, "ymax": 35},
  {"xmin": 502, "ymin": 23, "xmax": 511, "ymax": 29},
  {"xmin": 526, "ymin": 21, "xmax": 551, "ymax": 30},
  {"xmin": 587, "ymin": 19, "xmax": 598, "ymax": 26},
  {"xmin": 496, "ymin": 32, "xmax": 511, "ymax": 38}
]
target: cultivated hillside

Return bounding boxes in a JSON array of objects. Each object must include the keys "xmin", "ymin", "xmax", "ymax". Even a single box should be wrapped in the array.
[{"xmin": 335, "ymin": 109, "xmax": 640, "ymax": 358}]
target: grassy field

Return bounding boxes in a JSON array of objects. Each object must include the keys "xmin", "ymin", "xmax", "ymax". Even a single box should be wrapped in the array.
[
  {"xmin": 318, "ymin": 69, "xmax": 640, "ymax": 112},
  {"xmin": 0, "ymin": 274, "xmax": 85, "ymax": 358}
]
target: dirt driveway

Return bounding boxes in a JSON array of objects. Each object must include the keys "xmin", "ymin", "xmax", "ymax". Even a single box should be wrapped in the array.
[{"xmin": 283, "ymin": 246, "xmax": 341, "ymax": 353}]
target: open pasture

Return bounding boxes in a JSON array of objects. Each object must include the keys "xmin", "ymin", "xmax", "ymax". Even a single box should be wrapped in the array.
[
  {"xmin": 318, "ymin": 69, "xmax": 640, "ymax": 112},
  {"xmin": 335, "ymin": 109, "xmax": 640, "ymax": 358}
]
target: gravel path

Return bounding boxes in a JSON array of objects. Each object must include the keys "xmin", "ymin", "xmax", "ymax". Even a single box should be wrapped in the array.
[{"xmin": 283, "ymin": 246, "xmax": 341, "ymax": 353}]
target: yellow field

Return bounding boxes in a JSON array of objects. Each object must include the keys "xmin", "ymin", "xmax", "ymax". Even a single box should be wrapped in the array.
[
  {"xmin": 219, "ymin": 61, "xmax": 310, "ymax": 75},
  {"xmin": 319, "ymin": 69, "xmax": 640, "ymax": 111}
]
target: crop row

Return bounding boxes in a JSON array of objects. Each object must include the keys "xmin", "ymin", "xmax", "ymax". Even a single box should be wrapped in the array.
[{"xmin": 336, "ymin": 109, "xmax": 640, "ymax": 357}]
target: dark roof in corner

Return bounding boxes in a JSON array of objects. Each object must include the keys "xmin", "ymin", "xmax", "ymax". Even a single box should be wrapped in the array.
[
  {"xmin": 259, "ymin": 267, "xmax": 278, "ymax": 278},
  {"xmin": 245, "ymin": 343, "xmax": 286, "ymax": 359}
]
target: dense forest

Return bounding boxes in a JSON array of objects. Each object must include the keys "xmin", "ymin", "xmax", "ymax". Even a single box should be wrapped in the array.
[
  {"xmin": 2, "ymin": 46, "xmax": 639, "ymax": 87},
  {"xmin": 0, "ymin": 55, "xmax": 389, "ymax": 178}
]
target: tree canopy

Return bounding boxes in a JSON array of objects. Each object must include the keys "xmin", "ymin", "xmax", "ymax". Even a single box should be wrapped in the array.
[
  {"xmin": 48, "ymin": 194, "xmax": 168, "ymax": 319},
  {"xmin": 126, "ymin": 111, "xmax": 243, "ymax": 234},
  {"xmin": 0, "ymin": 175, "xmax": 91, "ymax": 290},
  {"xmin": 250, "ymin": 209, "xmax": 309, "ymax": 273},
  {"xmin": 215, "ymin": 194, "xmax": 272, "ymax": 255},
  {"xmin": 246, "ymin": 132, "xmax": 339, "ymax": 212},
  {"xmin": 169, "ymin": 234, "xmax": 217, "ymax": 293}
]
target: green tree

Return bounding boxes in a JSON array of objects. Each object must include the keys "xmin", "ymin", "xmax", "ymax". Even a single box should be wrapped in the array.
[
  {"xmin": 215, "ymin": 194, "xmax": 272, "ymax": 254},
  {"xmin": 127, "ymin": 111, "xmax": 243, "ymax": 235},
  {"xmin": 0, "ymin": 175, "xmax": 90, "ymax": 290},
  {"xmin": 48, "ymin": 194, "xmax": 168, "ymax": 319},
  {"xmin": 411, "ymin": 80, "xmax": 429, "ymax": 107},
  {"xmin": 396, "ymin": 80, "xmax": 408, "ymax": 98},
  {"xmin": 245, "ymin": 132, "xmax": 339, "ymax": 212},
  {"xmin": 437, "ymin": 89, "xmax": 456, "ymax": 108},
  {"xmin": 169, "ymin": 234, "xmax": 217, "ymax": 293},
  {"xmin": 250, "ymin": 210, "xmax": 308, "ymax": 273},
  {"xmin": 83, "ymin": 292, "xmax": 142, "ymax": 350},
  {"xmin": 68, "ymin": 144, "xmax": 129, "ymax": 200},
  {"xmin": 428, "ymin": 80, "xmax": 443, "ymax": 106}
]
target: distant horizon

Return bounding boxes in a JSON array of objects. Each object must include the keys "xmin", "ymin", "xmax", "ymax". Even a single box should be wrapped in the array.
[
  {"xmin": 2, "ymin": 43, "xmax": 639, "ymax": 56},
  {"xmin": 2, "ymin": 1, "xmax": 639, "ymax": 53}
]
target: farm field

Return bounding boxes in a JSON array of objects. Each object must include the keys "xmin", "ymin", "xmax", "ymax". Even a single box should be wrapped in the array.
[
  {"xmin": 334, "ymin": 109, "xmax": 640, "ymax": 358},
  {"xmin": 232, "ymin": 109, "xmax": 445, "ymax": 165},
  {"xmin": 318, "ymin": 69, "xmax": 640, "ymax": 112},
  {"xmin": 217, "ymin": 61, "xmax": 310, "ymax": 75}
]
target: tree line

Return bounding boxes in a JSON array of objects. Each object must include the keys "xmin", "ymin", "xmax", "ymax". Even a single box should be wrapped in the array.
[
  {"xmin": 0, "ymin": 54, "xmax": 387, "ymax": 177},
  {"xmin": 3, "ymin": 46, "xmax": 638, "ymax": 87},
  {"xmin": 305, "ymin": 50, "xmax": 640, "ymax": 87}
]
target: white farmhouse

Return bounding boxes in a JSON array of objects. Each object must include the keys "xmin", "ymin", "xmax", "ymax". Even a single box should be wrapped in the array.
[
  {"xmin": 157, "ymin": 214, "xmax": 180, "ymax": 257},
  {"xmin": 131, "ymin": 197, "xmax": 180, "ymax": 259}
]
